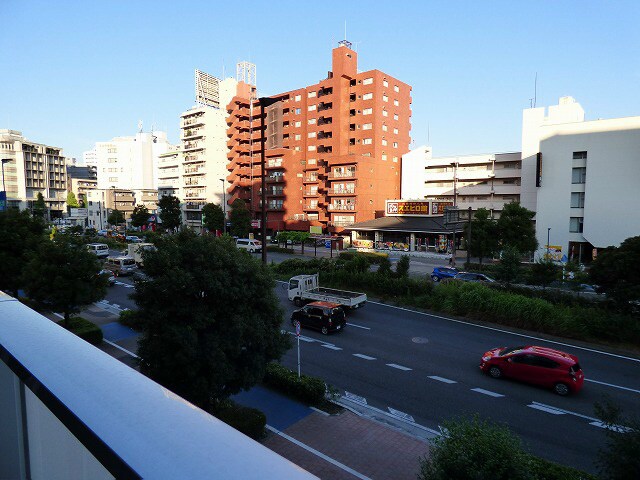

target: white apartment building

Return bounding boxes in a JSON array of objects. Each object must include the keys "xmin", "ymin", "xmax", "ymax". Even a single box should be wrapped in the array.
[
  {"xmin": 157, "ymin": 148, "xmax": 180, "ymax": 199},
  {"xmin": 402, "ymin": 145, "xmax": 522, "ymax": 219},
  {"xmin": 0, "ymin": 129, "xmax": 67, "ymax": 217},
  {"xmin": 528, "ymin": 100, "xmax": 640, "ymax": 262},
  {"xmin": 84, "ymin": 131, "xmax": 171, "ymax": 191}
]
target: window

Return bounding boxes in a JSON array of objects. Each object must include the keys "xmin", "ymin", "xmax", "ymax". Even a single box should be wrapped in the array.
[
  {"xmin": 294, "ymin": 146, "xmax": 301, "ymax": 151},
  {"xmin": 295, "ymin": 121, "xmax": 301, "ymax": 127},
  {"xmin": 393, "ymin": 128, "xmax": 398, "ymax": 134},
  {"xmin": 383, "ymin": 80, "xmax": 388, "ymax": 87},
  {"xmin": 362, "ymin": 123, "xmax": 372, "ymax": 130},
  {"xmin": 572, "ymin": 167, "xmax": 586, "ymax": 184},
  {"xmin": 573, "ymin": 151, "xmax": 587, "ymax": 160},
  {"xmin": 382, "ymin": 154, "xmax": 387, "ymax": 161},
  {"xmin": 394, "ymin": 85, "xmax": 399, "ymax": 92},
  {"xmin": 363, "ymin": 77, "xmax": 373, "ymax": 85},
  {"xmin": 308, "ymin": 105, "xmax": 316, "ymax": 111},
  {"xmin": 571, "ymin": 192, "xmax": 585, "ymax": 208},
  {"xmin": 381, "ymin": 139, "xmax": 388, "ymax": 146},
  {"xmin": 295, "ymin": 134, "xmax": 301, "ymax": 140},
  {"xmin": 294, "ymin": 94, "xmax": 301, "ymax": 101},
  {"xmin": 308, "ymin": 132, "xmax": 316, "ymax": 138},
  {"xmin": 393, "ymin": 142, "xmax": 398, "ymax": 148},
  {"xmin": 392, "ymin": 156, "xmax": 398, "ymax": 163},
  {"xmin": 308, "ymin": 91, "xmax": 316, "ymax": 98},
  {"xmin": 393, "ymin": 99, "xmax": 399, "ymax": 106},
  {"xmin": 363, "ymin": 108, "xmax": 373, "ymax": 115},
  {"xmin": 382, "ymin": 110, "xmax": 388, "ymax": 117},
  {"xmin": 394, "ymin": 114, "xmax": 399, "ymax": 120},
  {"xmin": 570, "ymin": 217, "xmax": 584, "ymax": 233},
  {"xmin": 295, "ymin": 108, "xmax": 301, "ymax": 114},
  {"xmin": 308, "ymin": 145, "xmax": 316, "ymax": 151},
  {"xmin": 362, "ymin": 93, "xmax": 373, "ymax": 100},
  {"xmin": 108, "ymin": 177, "xmax": 118, "ymax": 182},
  {"xmin": 382, "ymin": 125, "xmax": 388, "ymax": 132},
  {"xmin": 362, "ymin": 138, "xmax": 372, "ymax": 145},
  {"xmin": 382, "ymin": 95, "xmax": 388, "ymax": 102}
]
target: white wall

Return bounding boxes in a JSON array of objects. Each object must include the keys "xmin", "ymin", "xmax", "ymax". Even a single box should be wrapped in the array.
[{"xmin": 400, "ymin": 145, "xmax": 431, "ymax": 199}]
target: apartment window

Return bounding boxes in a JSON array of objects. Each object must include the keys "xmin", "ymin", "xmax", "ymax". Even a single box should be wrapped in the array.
[
  {"xmin": 572, "ymin": 167, "xmax": 586, "ymax": 184},
  {"xmin": 383, "ymin": 80, "xmax": 388, "ymax": 87},
  {"xmin": 393, "ymin": 142, "xmax": 398, "ymax": 148},
  {"xmin": 294, "ymin": 146, "xmax": 301, "ymax": 151},
  {"xmin": 362, "ymin": 123, "xmax": 372, "ymax": 130},
  {"xmin": 363, "ymin": 108, "xmax": 373, "ymax": 115},
  {"xmin": 382, "ymin": 154, "xmax": 388, "ymax": 161},
  {"xmin": 308, "ymin": 132, "xmax": 316, "ymax": 138},
  {"xmin": 382, "ymin": 95, "xmax": 388, "ymax": 102},
  {"xmin": 308, "ymin": 105, "xmax": 316, "ymax": 111},
  {"xmin": 571, "ymin": 192, "xmax": 585, "ymax": 208},
  {"xmin": 393, "ymin": 99, "xmax": 399, "ymax": 107},
  {"xmin": 362, "ymin": 93, "xmax": 373, "ymax": 100},
  {"xmin": 308, "ymin": 91, "xmax": 316, "ymax": 98},
  {"xmin": 394, "ymin": 114, "xmax": 399, "ymax": 120},
  {"xmin": 308, "ymin": 158, "xmax": 316, "ymax": 165},
  {"xmin": 363, "ymin": 77, "xmax": 373, "ymax": 85},
  {"xmin": 308, "ymin": 118, "xmax": 316, "ymax": 124},
  {"xmin": 362, "ymin": 138, "xmax": 373, "ymax": 145},
  {"xmin": 570, "ymin": 217, "xmax": 584, "ymax": 233},
  {"xmin": 392, "ymin": 156, "xmax": 398, "ymax": 163},
  {"xmin": 108, "ymin": 158, "xmax": 117, "ymax": 163},
  {"xmin": 295, "ymin": 108, "xmax": 301, "ymax": 114},
  {"xmin": 295, "ymin": 121, "xmax": 301, "ymax": 127},
  {"xmin": 108, "ymin": 177, "xmax": 118, "ymax": 182},
  {"xmin": 308, "ymin": 145, "xmax": 316, "ymax": 151},
  {"xmin": 294, "ymin": 94, "xmax": 301, "ymax": 101},
  {"xmin": 393, "ymin": 128, "xmax": 398, "ymax": 134},
  {"xmin": 394, "ymin": 85, "xmax": 399, "ymax": 92},
  {"xmin": 295, "ymin": 134, "xmax": 301, "ymax": 140},
  {"xmin": 382, "ymin": 110, "xmax": 388, "ymax": 117},
  {"xmin": 573, "ymin": 151, "xmax": 587, "ymax": 160},
  {"xmin": 382, "ymin": 125, "xmax": 388, "ymax": 132},
  {"xmin": 382, "ymin": 139, "xmax": 388, "ymax": 146}
]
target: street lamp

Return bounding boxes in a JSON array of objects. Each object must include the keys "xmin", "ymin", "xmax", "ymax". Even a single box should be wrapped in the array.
[
  {"xmin": 259, "ymin": 96, "xmax": 280, "ymax": 264},
  {"xmin": 547, "ymin": 228, "xmax": 551, "ymax": 259},
  {"xmin": 219, "ymin": 178, "xmax": 226, "ymax": 234}
]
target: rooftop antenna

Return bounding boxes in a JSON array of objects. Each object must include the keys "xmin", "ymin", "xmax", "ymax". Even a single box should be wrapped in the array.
[
  {"xmin": 427, "ymin": 122, "xmax": 430, "ymax": 145},
  {"xmin": 344, "ymin": 20, "xmax": 347, "ymax": 42},
  {"xmin": 534, "ymin": 72, "xmax": 538, "ymax": 108},
  {"xmin": 137, "ymin": 120, "xmax": 143, "ymax": 133}
]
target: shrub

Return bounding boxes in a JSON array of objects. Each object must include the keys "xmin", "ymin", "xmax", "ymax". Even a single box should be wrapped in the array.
[
  {"xmin": 214, "ymin": 400, "xmax": 266, "ymax": 440},
  {"xmin": 263, "ymin": 363, "xmax": 326, "ymax": 405},
  {"xmin": 377, "ymin": 256, "xmax": 393, "ymax": 276},
  {"xmin": 395, "ymin": 255, "xmax": 410, "ymax": 277},
  {"xmin": 529, "ymin": 456, "xmax": 596, "ymax": 480},
  {"xmin": 59, "ymin": 316, "xmax": 103, "ymax": 345},
  {"xmin": 118, "ymin": 309, "xmax": 145, "ymax": 331}
]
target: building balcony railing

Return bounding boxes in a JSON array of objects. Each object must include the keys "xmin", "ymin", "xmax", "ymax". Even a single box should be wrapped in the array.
[
  {"xmin": 303, "ymin": 176, "xmax": 319, "ymax": 183},
  {"xmin": 182, "ymin": 116, "xmax": 204, "ymax": 127},
  {"xmin": 266, "ymin": 176, "xmax": 284, "ymax": 183},
  {"xmin": 328, "ymin": 204, "xmax": 356, "ymax": 211},
  {"xmin": 329, "ymin": 219, "xmax": 355, "ymax": 227},
  {"xmin": 303, "ymin": 190, "xmax": 320, "ymax": 197},
  {"xmin": 328, "ymin": 170, "xmax": 357, "ymax": 179},
  {"xmin": 303, "ymin": 204, "xmax": 319, "ymax": 211},
  {"xmin": 266, "ymin": 189, "xmax": 285, "ymax": 196},
  {"xmin": 183, "ymin": 142, "xmax": 203, "ymax": 151},
  {"xmin": 327, "ymin": 188, "xmax": 356, "ymax": 196}
]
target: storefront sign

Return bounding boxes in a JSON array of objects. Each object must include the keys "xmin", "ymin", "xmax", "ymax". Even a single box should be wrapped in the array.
[
  {"xmin": 386, "ymin": 201, "xmax": 430, "ymax": 216},
  {"xmin": 431, "ymin": 201, "xmax": 454, "ymax": 215},
  {"xmin": 353, "ymin": 239, "xmax": 374, "ymax": 249},
  {"xmin": 251, "ymin": 219, "xmax": 261, "ymax": 228}
]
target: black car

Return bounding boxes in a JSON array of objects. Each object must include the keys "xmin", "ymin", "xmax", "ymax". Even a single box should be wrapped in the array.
[
  {"xmin": 453, "ymin": 272, "xmax": 496, "ymax": 283},
  {"xmin": 290, "ymin": 301, "xmax": 346, "ymax": 335}
]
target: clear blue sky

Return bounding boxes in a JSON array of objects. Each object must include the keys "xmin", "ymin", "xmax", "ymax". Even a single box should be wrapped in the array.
[{"xmin": 2, "ymin": 0, "xmax": 639, "ymax": 160}]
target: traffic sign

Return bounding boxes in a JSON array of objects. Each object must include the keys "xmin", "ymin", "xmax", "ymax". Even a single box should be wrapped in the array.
[{"xmin": 295, "ymin": 321, "xmax": 301, "ymax": 337}]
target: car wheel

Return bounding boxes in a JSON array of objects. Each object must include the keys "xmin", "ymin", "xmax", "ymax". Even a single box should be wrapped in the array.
[
  {"xmin": 488, "ymin": 366, "xmax": 502, "ymax": 379},
  {"xmin": 554, "ymin": 382, "xmax": 570, "ymax": 396},
  {"xmin": 431, "ymin": 275, "xmax": 439, "ymax": 282},
  {"xmin": 294, "ymin": 298, "xmax": 303, "ymax": 307},
  {"xmin": 321, "ymin": 326, "xmax": 329, "ymax": 335}
]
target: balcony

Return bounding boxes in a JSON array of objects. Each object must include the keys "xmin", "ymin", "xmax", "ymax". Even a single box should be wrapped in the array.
[
  {"xmin": 266, "ymin": 188, "xmax": 285, "ymax": 196},
  {"xmin": 303, "ymin": 203, "xmax": 319, "ymax": 211},
  {"xmin": 183, "ymin": 141, "xmax": 203, "ymax": 152},
  {"xmin": 328, "ymin": 188, "xmax": 356, "ymax": 196},
  {"xmin": 182, "ymin": 128, "xmax": 203, "ymax": 140},
  {"xmin": 317, "ymin": 145, "xmax": 333, "ymax": 154},
  {"xmin": 328, "ymin": 169, "xmax": 357, "ymax": 179},
  {"xmin": 317, "ymin": 102, "xmax": 332, "ymax": 112},
  {"xmin": 266, "ymin": 175, "xmax": 285, "ymax": 183},
  {"xmin": 317, "ymin": 131, "xmax": 333, "ymax": 140},
  {"xmin": 318, "ymin": 87, "xmax": 333, "ymax": 98},
  {"xmin": 303, "ymin": 175, "xmax": 319, "ymax": 183},
  {"xmin": 184, "ymin": 154, "xmax": 204, "ymax": 163},
  {"xmin": 329, "ymin": 219, "xmax": 355, "ymax": 227},
  {"xmin": 303, "ymin": 190, "xmax": 320, "ymax": 197},
  {"xmin": 184, "ymin": 166, "xmax": 205, "ymax": 176},
  {"xmin": 235, "ymin": 120, "xmax": 250, "ymax": 130},
  {"xmin": 317, "ymin": 116, "xmax": 332, "ymax": 126},
  {"xmin": 182, "ymin": 116, "xmax": 204, "ymax": 128},
  {"xmin": 328, "ymin": 203, "xmax": 356, "ymax": 211}
]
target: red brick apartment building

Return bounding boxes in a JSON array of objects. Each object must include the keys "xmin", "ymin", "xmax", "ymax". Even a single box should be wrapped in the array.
[{"xmin": 226, "ymin": 40, "xmax": 412, "ymax": 234}]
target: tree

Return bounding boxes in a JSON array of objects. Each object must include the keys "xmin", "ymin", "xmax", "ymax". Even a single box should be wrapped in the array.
[
  {"xmin": 495, "ymin": 245, "xmax": 521, "ymax": 284},
  {"xmin": 157, "ymin": 195, "xmax": 182, "ymax": 231},
  {"xmin": 395, "ymin": 255, "xmax": 410, "ymax": 277},
  {"xmin": 589, "ymin": 236, "xmax": 640, "ymax": 307},
  {"xmin": 133, "ymin": 230, "xmax": 288, "ymax": 411},
  {"xmin": 529, "ymin": 258, "xmax": 559, "ymax": 289},
  {"xmin": 201, "ymin": 203, "xmax": 224, "ymax": 233},
  {"xmin": 130, "ymin": 205, "xmax": 150, "ymax": 229},
  {"xmin": 496, "ymin": 202, "xmax": 537, "ymax": 255},
  {"xmin": 78, "ymin": 194, "xmax": 86, "ymax": 208},
  {"xmin": 22, "ymin": 236, "xmax": 107, "ymax": 327},
  {"xmin": 595, "ymin": 400, "xmax": 640, "ymax": 480},
  {"xmin": 66, "ymin": 191, "xmax": 79, "ymax": 208},
  {"xmin": 107, "ymin": 209, "xmax": 125, "ymax": 227},
  {"xmin": 32, "ymin": 192, "xmax": 47, "ymax": 219},
  {"xmin": 465, "ymin": 208, "xmax": 499, "ymax": 266},
  {"xmin": 0, "ymin": 209, "xmax": 46, "ymax": 297},
  {"xmin": 229, "ymin": 199, "xmax": 251, "ymax": 238},
  {"xmin": 418, "ymin": 415, "xmax": 533, "ymax": 480}
]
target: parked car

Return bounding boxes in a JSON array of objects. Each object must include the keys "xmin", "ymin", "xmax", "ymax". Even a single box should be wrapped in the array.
[
  {"xmin": 480, "ymin": 345, "xmax": 584, "ymax": 396},
  {"xmin": 453, "ymin": 272, "xmax": 496, "ymax": 283},
  {"xmin": 236, "ymin": 238, "xmax": 262, "ymax": 253},
  {"xmin": 97, "ymin": 229, "xmax": 108, "ymax": 237},
  {"xmin": 103, "ymin": 256, "xmax": 137, "ymax": 276},
  {"xmin": 99, "ymin": 269, "xmax": 116, "ymax": 286},
  {"xmin": 431, "ymin": 267, "xmax": 459, "ymax": 282},
  {"xmin": 126, "ymin": 235, "xmax": 142, "ymax": 243},
  {"xmin": 290, "ymin": 301, "xmax": 346, "ymax": 335},
  {"xmin": 86, "ymin": 243, "xmax": 110, "ymax": 259}
]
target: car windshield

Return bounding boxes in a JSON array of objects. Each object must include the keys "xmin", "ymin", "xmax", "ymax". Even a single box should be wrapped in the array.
[
  {"xmin": 499, "ymin": 346, "xmax": 525, "ymax": 356},
  {"xmin": 122, "ymin": 259, "xmax": 136, "ymax": 266},
  {"xmin": 289, "ymin": 279, "xmax": 299, "ymax": 289}
]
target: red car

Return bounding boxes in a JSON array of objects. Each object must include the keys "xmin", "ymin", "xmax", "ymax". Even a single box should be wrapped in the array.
[{"xmin": 480, "ymin": 345, "xmax": 584, "ymax": 396}]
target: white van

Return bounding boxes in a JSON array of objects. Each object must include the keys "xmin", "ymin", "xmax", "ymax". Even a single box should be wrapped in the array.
[
  {"xmin": 236, "ymin": 238, "xmax": 262, "ymax": 253},
  {"xmin": 87, "ymin": 243, "xmax": 110, "ymax": 258},
  {"xmin": 104, "ymin": 256, "xmax": 137, "ymax": 276}
]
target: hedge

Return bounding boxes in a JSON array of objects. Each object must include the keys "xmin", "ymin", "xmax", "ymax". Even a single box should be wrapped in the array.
[
  {"xmin": 58, "ymin": 316, "xmax": 103, "ymax": 345},
  {"xmin": 214, "ymin": 400, "xmax": 266, "ymax": 440},
  {"xmin": 528, "ymin": 455, "xmax": 596, "ymax": 480},
  {"xmin": 118, "ymin": 309, "xmax": 145, "ymax": 331},
  {"xmin": 339, "ymin": 251, "xmax": 389, "ymax": 264},
  {"xmin": 263, "ymin": 363, "xmax": 326, "ymax": 406}
]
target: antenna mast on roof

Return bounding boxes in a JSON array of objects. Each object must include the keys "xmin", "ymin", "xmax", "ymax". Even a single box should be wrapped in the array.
[{"xmin": 534, "ymin": 72, "xmax": 538, "ymax": 108}]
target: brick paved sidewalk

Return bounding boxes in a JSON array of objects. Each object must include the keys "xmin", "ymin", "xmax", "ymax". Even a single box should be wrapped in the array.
[{"xmin": 262, "ymin": 410, "xmax": 430, "ymax": 480}]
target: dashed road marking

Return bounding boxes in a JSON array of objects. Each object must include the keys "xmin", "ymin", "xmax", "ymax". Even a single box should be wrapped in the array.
[
  {"xmin": 353, "ymin": 353, "xmax": 376, "ymax": 360},
  {"xmin": 321, "ymin": 344, "xmax": 342, "ymax": 351},
  {"xmin": 527, "ymin": 403, "xmax": 566, "ymax": 415},
  {"xmin": 428, "ymin": 375, "xmax": 457, "ymax": 384},
  {"xmin": 103, "ymin": 339, "xmax": 140, "ymax": 359},
  {"xmin": 471, "ymin": 388, "xmax": 505, "ymax": 398},
  {"xmin": 585, "ymin": 379, "xmax": 640, "ymax": 394},
  {"xmin": 589, "ymin": 421, "xmax": 632, "ymax": 433},
  {"xmin": 388, "ymin": 407, "xmax": 415, "ymax": 422},
  {"xmin": 346, "ymin": 322, "xmax": 371, "ymax": 330},
  {"xmin": 344, "ymin": 391, "xmax": 368, "ymax": 405},
  {"xmin": 386, "ymin": 363, "xmax": 412, "ymax": 371}
]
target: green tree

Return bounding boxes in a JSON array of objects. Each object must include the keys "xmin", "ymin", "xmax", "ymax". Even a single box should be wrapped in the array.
[
  {"xmin": 418, "ymin": 415, "xmax": 533, "ymax": 480},
  {"xmin": 157, "ymin": 195, "xmax": 182, "ymax": 231},
  {"xmin": 466, "ymin": 208, "xmax": 499, "ymax": 266},
  {"xmin": 66, "ymin": 191, "xmax": 79, "ymax": 208},
  {"xmin": 529, "ymin": 258, "xmax": 559, "ymax": 289},
  {"xmin": 108, "ymin": 209, "xmax": 125, "ymax": 227},
  {"xmin": 22, "ymin": 236, "xmax": 107, "ymax": 326},
  {"xmin": 589, "ymin": 236, "xmax": 640, "ymax": 307},
  {"xmin": 496, "ymin": 202, "xmax": 537, "ymax": 255},
  {"xmin": 133, "ymin": 231, "xmax": 288, "ymax": 411},
  {"xmin": 0, "ymin": 209, "xmax": 46, "ymax": 297},
  {"xmin": 495, "ymin": 245, "xmax": 521, "ymax": 284},
  {"xmin": 395, "ymin": 255, "xmax": 410, "ymax": 277},
  {"xmin": 32, "ymin": 192, "xmax": 47, "ymax": 219},
  {"xmin": 595, "ymin": 400, "xmax": 640, "ymax": 480},
  {"xmin": 201, "ymin": 203, "xmax": 224, "ymax": 233},
  {"xmin": 78, "ymin": 194, "xmax": 86, "ymax": 208},
  {"xmin": 130, "ymin": 205, "xmax": 150, "ymax": 229},
  {"xmin": 377, "ymin": 256, "xmax": 392, "ymax": 276},
  {"xmin": 230, "ymin": 198, "xmax": 251, "ymax": 238}
]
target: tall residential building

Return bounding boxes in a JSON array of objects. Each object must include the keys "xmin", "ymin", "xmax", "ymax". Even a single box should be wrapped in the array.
[
  {"xmin": 84, "ymin": 130, "xmax": 171, "ymax": 191},
  {"xmin": 402, "ymin": 146, "xmax": 522, "ymax": 219},
  {"xmin": 0, "ymin": 129, "xmax": 67, "ymax": 217},
  {"xmin": 226, "ymin": 41, "xmax": 412, "ymax": 234},
  {"xmin": 66, "ymin": 165, "xmax": 98, "ymax": 204}
]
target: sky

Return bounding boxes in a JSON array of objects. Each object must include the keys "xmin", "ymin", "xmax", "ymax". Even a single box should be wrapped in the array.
[{"xmin": 2, "ymin": 0, "xmax": 639, "ymax": 160}]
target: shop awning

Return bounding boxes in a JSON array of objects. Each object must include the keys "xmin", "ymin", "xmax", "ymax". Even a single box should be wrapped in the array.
[{"xmin": 347, "ymin": 215, "xmax": 459, "ymax": 234}]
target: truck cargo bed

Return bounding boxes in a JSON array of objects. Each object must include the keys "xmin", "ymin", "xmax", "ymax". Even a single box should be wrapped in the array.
[{"xmin": 308, "ymin": 287, "xmax": 364, "ymax": 299}]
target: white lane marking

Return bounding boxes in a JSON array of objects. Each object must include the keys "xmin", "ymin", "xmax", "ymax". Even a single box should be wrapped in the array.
[
  {"xmin": 321, "ymin": 344, "xmax": 342, "ymax": 351},
  {"xmin": 471, "ymin": 388, "xmax": 505, "ymax": 398},
  {"xmin": 344, "ymin": 391, "xmax": 368, "ymax": 405},
  {"xmin": 346, "ymin": 322, "xmax": 371, "ymax": 330},
  {"xmin": 266, "ymin": 425, "xmax": 372, "ymax": 480},
  {"xmin": 428, "ymin": 375, "xmax": 457, "ymax": 384},
  {"xmin": 588, "ymin": 421, "xmax": 632, "ymax": 433},
  {"xmin": 388, "ymin": 407, "xmax": 415, "ymax": 422},
  {"xmin": 386, "ymin": 363, "xmax": 412, "ymax": 371},
  {"xmin": 103, "ymin": 339, "xmax": 140, "ymax": 359},
  {"xmin": 111, "ymin": 303, "xmax": 120, "ymax": 309},
  {"xmin": 527, "ymin": 403, "xmax": 566, "ymax": 415},
  {"xmin": 282, "ymin": 330, "xmax": 316, "ymax": 342},
  {"xmin": 367, "ymin": 300, "xmax": 640, "ymax": 363},
  {"xmin": 530, "ymin": 401, "xmax": 596, "ymax": 421},
  {"xmin": 585, "ymin": 379, "xmax": 640, "ymax": 394},
  {"xmin": 353, "ymin": 353, "xmax": 376, "ymax": 360}
]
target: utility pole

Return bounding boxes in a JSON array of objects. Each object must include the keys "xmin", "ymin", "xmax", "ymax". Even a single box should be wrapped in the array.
[
  {"xmin": 220, "ymin": 178, "xmax": 226, "ymax": 234},
  {"xmin": 259, "ymin": 96, "xmax": 279, "ymax": 264},
  {"xmin": 466, "ymin": 206, "xmax": 472, "ymax": 266}
]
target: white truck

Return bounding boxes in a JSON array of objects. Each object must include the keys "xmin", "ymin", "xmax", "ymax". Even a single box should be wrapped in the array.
[
  {"xmin": 287, "ymin": 274, "xmax": 367, "ymax": 309},
  {"xmin": 127, "ymin": 243, "xmax": 156, "ymax": 267}
]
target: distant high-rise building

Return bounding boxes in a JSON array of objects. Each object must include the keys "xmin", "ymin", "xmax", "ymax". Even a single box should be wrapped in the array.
[{"xmin": 226, "ymin": 41, "xmax": 412, "ymax": 234}]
